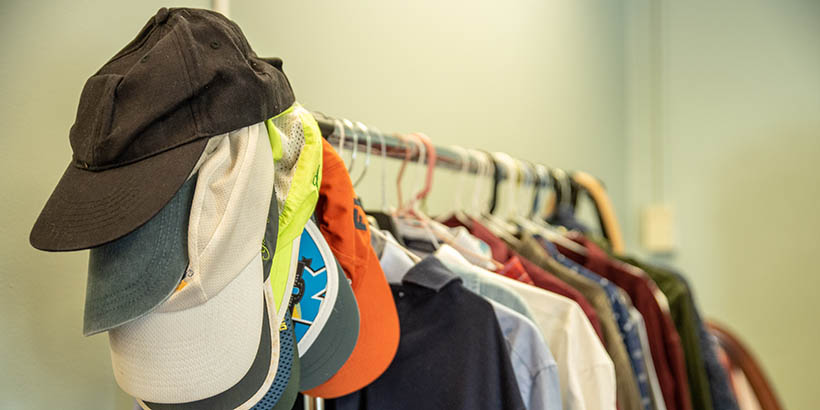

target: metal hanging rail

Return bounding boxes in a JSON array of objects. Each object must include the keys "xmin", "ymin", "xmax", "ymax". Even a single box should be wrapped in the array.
[{"xmin": 311, "ymin": 111, "xmax": 508, "ymax": 179}]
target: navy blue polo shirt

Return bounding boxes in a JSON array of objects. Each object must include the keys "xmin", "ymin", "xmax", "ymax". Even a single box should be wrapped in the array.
[{"xmin": 329, "ymin": 257, "xmax": 525, "ymax": 410}]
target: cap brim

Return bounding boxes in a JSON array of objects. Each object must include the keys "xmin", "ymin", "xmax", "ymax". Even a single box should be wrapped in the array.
[
  {"xmin": 30, "ymin": 137, "xmax": 208, "ymax": 252},
  {"xmin": 83, "ymin": 176, "xmax": 197, "ymax": 336},
  {"xmin": 110, "ymin": 254, "xmax": 265, "ymax": 403},
  {"xmin": 294, "ymin": 221, "xmax": 359, "ymax": 391},
  {"xmin": 303, "ymin": 243, "xmax": 400, "ymax": 398},
  {"xmin": 139, "ymin": 281, "xmax": 283, "ymax": 410},
  {"xmin": 271, "ymin": 341, "xmax": 300, "ymax": 410},
  {"xmin": 249, "ymin": 310, "xmax": 300, "ymax": 410}
]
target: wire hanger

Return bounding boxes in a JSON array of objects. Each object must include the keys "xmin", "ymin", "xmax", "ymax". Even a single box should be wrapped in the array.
[
  {"xmin": 374, "ymin": 127, "xmax": 388, "ymax": 212},
  {"xmin": 352, "ymin": 121, "xmax": 372, "ymax": 189},
  {"xmin": 333, "ymin": 118, "xmax": 346, "ymax": 159},
  {"xmin": 436, "ymin": 144, "xmax": 474, "ymax": 228}
]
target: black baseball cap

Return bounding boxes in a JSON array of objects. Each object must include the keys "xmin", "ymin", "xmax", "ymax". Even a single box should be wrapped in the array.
[{"xmin": 30, "ymin": 7, "xmax": 294, "ymax": 251}]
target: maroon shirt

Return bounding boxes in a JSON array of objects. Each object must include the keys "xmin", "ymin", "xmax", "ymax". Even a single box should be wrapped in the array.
[
  {"xmin": 556, "ymin": 235, "xmax": 693, "ymax": 410},
  {"xmin": 441, "ymin": 216, "xmax": 605, "ymax": 343}
]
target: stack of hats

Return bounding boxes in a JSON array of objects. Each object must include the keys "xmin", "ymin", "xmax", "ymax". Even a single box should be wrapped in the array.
[{"xmin": 29, "ymin": 8, "xmax": 400, "ymax": 410}]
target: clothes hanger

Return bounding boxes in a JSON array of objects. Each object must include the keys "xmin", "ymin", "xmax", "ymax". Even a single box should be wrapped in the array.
[
  {"xmin": 571, "ymin": 171, "xmax": 625, "ymax": 254},
  {"xmin": 467, "ymin": 148, "xmax": 487, "ymax": 220},
  {"xmin": 352, "ymin": 121, "xmax": 372, "ymax": 189},
  {"xmin": 476, "ymin": 152, "xmax": 520, "ymax": 243},
  {"xmin": 363, "ymin": 127, "xmax": 403, "ymax": 243},
  {"xmin": 391, "ymin": 132, "xmax": 443, "ymax": 251},
  {"xmin": 512, "ymin": 161, "xmax": 589, "ymax": 255},
  {"xmin": 394, "ymin": 132, "xmax": 422, "ymax": 215},
  {"xmin": 393, "ymin": 133, "xmax": 504, "ymax": 269},
  {"xmin": 333, "ymin": 118, "xmax": 346, "ymax": 157},
  {"xmin": 485, "ymin": 152, "xmax": 522, "ymax": 235},
  {"xmin": 529, "ymin": 164, "xmax": 550, "ymax": 219},
  {"xmin": 374, "ymin": 127, "xmax": 388, "ymax": 212},
  {"xmin": 434, "ymin": 144, "xmax": 474, "ymax": 228},
  {"xmin": 342, "ymin": 119, "xmax": 358, "ymax": 174}
]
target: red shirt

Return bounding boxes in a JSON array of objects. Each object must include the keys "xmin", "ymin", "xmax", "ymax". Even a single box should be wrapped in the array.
[
  {"xmin": 498, "ymin": 256, "xmax": 535, "ymax": 285},
  {"xmin": 556, "ymin": 235, "xmax": 693, "ymax": 410}
]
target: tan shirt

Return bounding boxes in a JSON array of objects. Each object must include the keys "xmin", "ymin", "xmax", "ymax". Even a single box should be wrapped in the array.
[{"xmin": 510, "ymin": 234, "xmax": 643, "ymax": 410}]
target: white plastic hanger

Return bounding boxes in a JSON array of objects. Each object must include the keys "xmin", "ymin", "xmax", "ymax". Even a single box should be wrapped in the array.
[{"xmin": 342, "ymin": 118, "xmax": 357, "ymax": 174}]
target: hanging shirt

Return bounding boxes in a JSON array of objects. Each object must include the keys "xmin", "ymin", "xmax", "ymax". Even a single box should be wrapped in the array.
[
  {"xmin": 633, "ymin": 309, "xmax": 668, "ymax": 410},
  {"xmin": 436, "ymin": 242, "xmax": 616, "ymax": 410},
  {"xmin": 442, "ymin": 217, "xmax": 605, "ymax": 343},
  {"xmin": 557, "ymin": 236, "xmax": 693, "ymax": 410},
  {"xmin": 664, "ymin": 269, "xmax": 740, "ymax": 410},
  {"xmin": 511, "ymin": 234, "xmax": 644, "ymax": 410},
  {"xmin": 332, "ymin": 257, "xmax": 525, "ymax": 410},
  {"xmin": 616, "ymin": 257, "xmax": 715, "ymax": 410},
  {"xmin": 491, "ymin": 301, "xmax": 562, "ymax": 410},
  {"xmin": 436, "ymin": 244, "xmax": 561, "ymax": 410},
  {"xmin": 534, "ymin": 235, "xmax": 656, "ymax": 410}
]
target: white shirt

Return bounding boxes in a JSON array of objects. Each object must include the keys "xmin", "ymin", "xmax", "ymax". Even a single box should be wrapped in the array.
[{"xmin": 435, "ymin": 244, "xmax": 617, "ymax": 410}]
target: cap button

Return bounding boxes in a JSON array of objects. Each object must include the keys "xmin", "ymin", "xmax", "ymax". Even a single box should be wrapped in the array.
[{"xmin": 154, "ymin": 7, "xmax": 170, "ymax": 25}]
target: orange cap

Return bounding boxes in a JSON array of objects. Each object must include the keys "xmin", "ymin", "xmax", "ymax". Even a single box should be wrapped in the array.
[{"xmin": 303, "ymin": 139, "xmax": 400, "ymax": 398}]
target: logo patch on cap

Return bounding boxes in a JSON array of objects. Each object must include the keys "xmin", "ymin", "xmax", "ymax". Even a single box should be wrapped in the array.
[{"xmin": 290, "ymin": 221, "xmax": 339, "ymax": 354}]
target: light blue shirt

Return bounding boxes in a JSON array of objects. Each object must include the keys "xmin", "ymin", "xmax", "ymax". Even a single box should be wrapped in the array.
[
  {"xmin": 436, "ymin": 245, "xmax": 562, "ymax": 410},
  {"xmin": 491, "ymin": 300, "xmax": 563, "ymax": 410}
]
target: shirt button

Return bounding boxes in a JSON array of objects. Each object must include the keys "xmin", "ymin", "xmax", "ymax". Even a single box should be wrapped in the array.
[{"xmin": 398, "ymin": 291, "xmax": 405, "ymax": 298}]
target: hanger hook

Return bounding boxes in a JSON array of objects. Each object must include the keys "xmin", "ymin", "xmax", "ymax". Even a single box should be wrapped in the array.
[
  {"xmin": 352, "ymin": 121, "xmax": 372, "ymax": 189},
  {"xmin": 482, "ymin": 151, "xmax": 496, "ymax": 214},
  {"xmin": 468, "ymin": 149, "xmax": 484, "ymax": 215},
  {"xmin": 410, "ymin": 133, "xmax": 436, "ymax": 203},
  {"xmin": 450, "ymin": 145, "xmax": 471, "ymax": 212},
  {"xmin": 402, "ymin": 133, "xmax": 425, "ymax": 211},
  {"xmin": 372, "ymin": 127, "xmax": 388, "ymax": 212},
  {"xmin": 342, "ymin": 118, "xmax": 357, "ymax": 174},
  {"xmin": 530, "ymin": 164, "xmax": 549, "ymax": 218},
  {"xmin": 394, "ymin": 133, "xmax": 414, "ymax": 213},
  {"xmin": 519, "ymin": 160, "xmax": 536, "ymax": 219},
  {"xmin": 333, "ymin": 118, "xmax": 346, "ymax": 164}
]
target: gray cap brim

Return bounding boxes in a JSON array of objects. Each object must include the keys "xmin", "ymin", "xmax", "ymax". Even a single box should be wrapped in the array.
[
  {"xmin": 141, "ymin": 299, "xmax": 273, "ymax": 410},
  {"xmin": 83, "ymin": 175, "xmax": 197, "ymax": 336},
  {"xmin": 254, "ymin": 310, "xmax": 300, "ymax": 410},
  {"xmin": 141, "ymin": 187, "xmax": 281, "ymax": 410},
  {"xmin": 292, "ymin": 220, "xmax": 360, "ymax": 391}
]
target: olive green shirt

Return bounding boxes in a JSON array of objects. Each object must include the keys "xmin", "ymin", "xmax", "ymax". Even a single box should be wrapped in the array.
[{"xmin": 617, "ymin": 256, "xmax": 714, "ymax": 410}]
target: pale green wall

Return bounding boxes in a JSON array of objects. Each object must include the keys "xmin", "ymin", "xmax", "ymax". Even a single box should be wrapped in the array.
[
  {"xmin": 0, "ymin": 1, "xmax": 628, "ymax": 408},
  {"xmin": 229, "ymin": 0, "xmax": 629, "ymax": 219},
  {"xmin": 624, "ymin": 1, "xmax": 820, "ymax": 409},
  {"xmin": 0, "ymin": 2, "xmax": 209, "ymax": 409}
]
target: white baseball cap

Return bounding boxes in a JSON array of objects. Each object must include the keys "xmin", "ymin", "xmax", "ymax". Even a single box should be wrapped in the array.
[{"xmin": 108, "ymin": 122, "xmax": 275, "ymax": 403}]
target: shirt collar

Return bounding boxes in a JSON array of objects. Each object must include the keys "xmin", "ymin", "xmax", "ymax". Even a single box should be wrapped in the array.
[{"xmin": 401, "ymin": 256, "xmax": 461, "ymax": 292}]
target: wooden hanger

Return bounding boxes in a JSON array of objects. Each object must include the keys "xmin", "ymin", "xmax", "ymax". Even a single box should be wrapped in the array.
[{"xmin": 571, "ymin": 170, "xmax": 625, "ymax": 254}]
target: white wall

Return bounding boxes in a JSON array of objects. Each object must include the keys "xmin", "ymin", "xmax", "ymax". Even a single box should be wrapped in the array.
[
  {"xmin": 625, "ymin": 1, "xmax": 820, "ymax": 409},
  {"xmin": 0, "ymin": 1, "xmax": 628, "ymax": 408}
]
